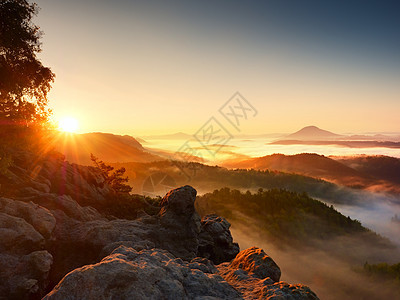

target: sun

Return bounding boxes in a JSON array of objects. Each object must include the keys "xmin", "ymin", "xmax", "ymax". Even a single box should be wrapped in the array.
[{"xmin": 58, "ymin": 117, "xmax": 79, "ymax": 133}]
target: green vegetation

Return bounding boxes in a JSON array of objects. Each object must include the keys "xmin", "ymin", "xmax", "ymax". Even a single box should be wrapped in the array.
[
  {"xmin": 0, "ymin": 0, "xmax": 55, "ymax": 176},
  {"xmin": 196, "ymin": 188, "xmax": 365, "ymax": 243},
  {"xmin": 89, "ymin": 154, "xmax": 163, "ymax": 220},
  {"xmin": 113, "ymin": 160, "xmax": 360, "ymax": 204},
  {"xmin": 91, "ymin": 153, "xmax": 132, "ymax": 194},
  {"xmin": 363, "ymin": 262, "xmax": 400, "ymax": 283},
  {"xmin": 0, "ymin": 0, "xmax": 54, "ymax": 140},
  {"xmin": 195, "ymin": 187, "xmax": 396, "ymax": 264},
  {"xmin": 0, "ymin": 150, "xmax": 12, "ymax": 175}
]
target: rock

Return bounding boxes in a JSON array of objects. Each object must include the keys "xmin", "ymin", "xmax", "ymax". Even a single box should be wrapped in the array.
[
  {"xmin": 99, "ymin": 240, "xmax": 156, "ymax": 258},
  {"xmin": 18, "ymin": 193, "xmax": 103, "ymax": 222},
  {"xmin": 43, "ymin": 246, "xmax": 240, "ymax": 300},
  {"xmin": 45, "ymin": 186, "xmax": 237, "ymax": 283},
  {"xmin": 40, "ymin": 159, "xmax": 111, "ymax": 205},
  {"xmin": 25, "ymin": 250, "xmax": 53, "ymax": 275},
  {"xmin": 2, "ymin": 150, "xmax": 112, "ymax": 206},
  {"xmin": 156, "ymin": 185, "xmax": 202, "ymax": 260},
  {"xmin": 198, "ymin": 214, "xmax": 240, "ymax": 264},
  {"xmin": 0, "ymin": 197, "xmax": 56, "ymax": 238},
  {"xmin": 0, "ymin": 212, "xmax": 44, "ymax": 255},
  {"xmin": 0, "ymin": 251, "xmax": 53, "ymax": 299},
  {"xmin": 0, "ymin": 195, "xmax": 56, "ymax": 299},
  {"xmin": 217, "ymin": 247, "xmax": 319, "ymax": 299},
  {"xmin": 46, "ymin": 216, "xmax": 152, "ymax": 284},
  {"xmin": 229, "ymin": 247, "xmax": 281, "ymax": 282},
  {"xmin": 189, "ymin": 257, "xmax": 218, "ymax": 274},
  {"xmin": 160, "ymin": 185, "xmax": 197, "ymax": 217},
  {"xmin": 0, "ymin": 198, "xmax": 54, "ymax": 299},
  {"xmin": 259, "ymin": 282, "xmax": 319, "ymax": 300},
  {"xmin": 44, "ymin": 245, "xmax": 319, "ymax": 300}
]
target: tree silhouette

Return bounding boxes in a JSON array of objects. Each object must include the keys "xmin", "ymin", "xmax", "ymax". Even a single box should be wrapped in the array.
[
  {"xmin": 0, "ymin": 0, "xmax": 55, "ymax": 140},
  {"xmin": 90, "ymin": 153, "xmax": 132, "ymax": 194}
]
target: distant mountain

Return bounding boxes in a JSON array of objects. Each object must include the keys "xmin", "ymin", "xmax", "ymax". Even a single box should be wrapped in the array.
[
  {"xmin": 334, "ymin": 155, "xmax": 400, "ymax": 185},
  {"xmin": 223, "ymin": 153, "xmax": 400, "ymax": 194},
  {"xmin": 223, "ymin": 153, "xmax": 368, "ymax": 186},
  {"xmin": 44, "ymin": 131, "xmax": 162, "ymax": 165},
  {"xmin": 285, "ymin": 126, "xmax": 343, "ymax": 140}
]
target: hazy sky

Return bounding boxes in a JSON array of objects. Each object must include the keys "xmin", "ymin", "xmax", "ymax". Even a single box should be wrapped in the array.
[{"xmin": 35, "ymin": 0, "xmax": 400, "ymax": 135}]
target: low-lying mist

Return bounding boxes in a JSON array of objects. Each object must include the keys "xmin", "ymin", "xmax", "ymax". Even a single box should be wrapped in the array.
[
  {"xmin": 318, "ymin": 190, "xmax": 400, "ymax": 247},
  {"xmin": 231, "ymin": 224, "xmax": 400, "ymax": 300},
  {"xmin": 195, "ymin": 187, "xmax": 400, "ymax": 299}
]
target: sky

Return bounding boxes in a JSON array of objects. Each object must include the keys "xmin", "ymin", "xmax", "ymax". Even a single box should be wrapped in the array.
[{"xmin": 34, "ymin": 0, "xmax": 400, "ymax": 136}]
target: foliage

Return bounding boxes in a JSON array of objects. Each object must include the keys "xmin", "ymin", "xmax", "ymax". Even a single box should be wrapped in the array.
[
  {"xmin": 363, "ymin": 262, "xmax": 400, "ymax": 283},
  {"xmin": 97, "ymin": 194, "xmax": 160, "ymax": 220},
  {"xmin": 0, "ymin": 147, "xmax": 12, "ymax": 175},
  {"xmin": 196, "ymin": 188, "xmax": 368, "ymax": 244},
  {"xmin": 90, "ymin": 153, "xmax": 132, "ymax": 194},
  {"xmin": 113, "ymin": 160, "xmax": 360, "ymax": 204},
  {"xmin": 0, "ymin": 0, "xmax": 55, "ymax": 142}
]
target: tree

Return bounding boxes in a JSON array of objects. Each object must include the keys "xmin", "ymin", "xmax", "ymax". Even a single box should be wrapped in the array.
[
  {"xmin": 0, "ymin": 0, "xmax": 55, "ymax": 140},
  {"xmin": 90, "ymin": 154, "xmax": 132, "ymax": 194}
]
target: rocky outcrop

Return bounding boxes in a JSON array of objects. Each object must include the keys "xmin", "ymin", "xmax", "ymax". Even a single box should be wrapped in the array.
[
  {"xmin": 156, "ymin": 185, "xmax": 202, "ymax": 260},
  {"xmin": 0, "ymin": 150, "xmax": 319, "ymax": 299},
  {"xmin": 0, "ymin": 250, "xmax": 53, "ymax": 300},
  {"xmin": 44, "ymin": 185, "xmax": 238, "ymax": 283},
  {"xmin": 43, "ymin": 246, "xmax": 240, "ymax": 300},
  {"xmin": 218, "ymin": 247, "xmax": 318, "ymax": 299},
  {"xmin": 1, "ymin": 150, "xmax": 110, "ymax": 204},
  {"xmin": 0, "ymin": 198, "xmax": 54, "ymax": 299},
  {"xmin": 229, "ymin": 247, "xmax": 281, "ymax": 282},
  {"xmin": 198, "ymin": 214, "xmax": 240, "ymax": 264},
  {"xmin": 0, "ymin": 198, "xmax": 56, "ymax": 239},
  {"xmin": 43, "ymin": 245, "xmax": 319, "ymax": 300}
]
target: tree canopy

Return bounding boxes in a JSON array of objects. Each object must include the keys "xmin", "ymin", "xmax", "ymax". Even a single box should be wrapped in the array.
[{"xmin": 0, "ymin": 0, "xmax": 54, "ymax": 137}]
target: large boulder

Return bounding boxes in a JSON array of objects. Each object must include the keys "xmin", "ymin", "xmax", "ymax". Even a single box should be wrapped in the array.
[
  {"xmin": 18, "ymin": 193, "xmax": 103, "ymax": 222},
  {"xmin": 44, "ymin": 246, "xmax": 319, "ymax": 300},
  {"xmin": 0, "ymin": 250, "xmax": 53, "ymax": 300},
  {"xmin": 0, "ymin": 212, "xmax": 45, "ymax": 255},
  {"xmin": 198, "ymin": 214, "xmax": 240, "ymax": 264},
  {"xmin": 218, "ymin": 247, "xmax": 319, "ymax": 299},
  {"xmin": 43, "ymin": 246, "xmax": 240, "ymax": 300},
  {"xmin": 229, "ymin": 247, "xmax": 281, "ymax": 282},
  {"xmin": 0, "ymin": 197, "xmax": 56, "ymax": 238},
  {"xmin": 0, "ymin": 198, "xmax": 54, "ymax": 299},
  {"xmin": 156, "ymin": 185, "xmax": 202, "ymax": 260}
]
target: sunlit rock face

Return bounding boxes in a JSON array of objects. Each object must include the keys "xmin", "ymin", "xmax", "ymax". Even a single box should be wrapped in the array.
[
  {"xmin": 218, "ymin": 247, "xmax": 319, "ymax": 300},
  {"xmin": 156, "ymin": 185, "xmax": 202, "ymax": 260},
  {"xmin": 43, "ymin": 246, "xmax": 241, "ymax": 300},
  {"xmin": 229, "ymin": 247, "xmax": 281, "ymax": 282},
  {"xmin": 44, "ymin": 245, "xmax": 319, "ymax": 300}
]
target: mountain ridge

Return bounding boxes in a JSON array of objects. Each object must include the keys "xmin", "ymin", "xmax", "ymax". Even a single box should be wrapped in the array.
[{"xmin": 44, "ymin": 131, "xmax": 162, "ymax": 165}]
